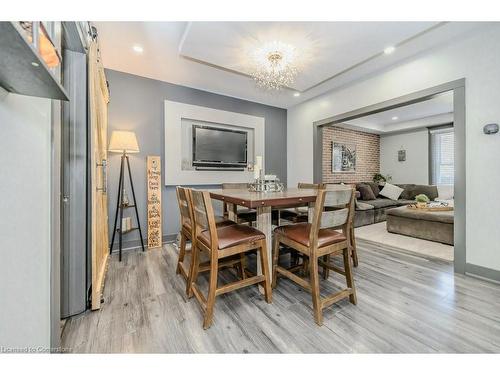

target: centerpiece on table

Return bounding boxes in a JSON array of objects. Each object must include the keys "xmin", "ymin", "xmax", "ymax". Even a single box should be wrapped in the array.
[{"xmin": 415, "ymin": 194, "xmax": 430, "ymax": 208}]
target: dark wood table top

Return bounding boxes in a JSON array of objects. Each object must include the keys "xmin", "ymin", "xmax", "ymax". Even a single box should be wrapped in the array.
[
  {"xmin": 208, "ymin": 187, "xmax": 350, "ymax": 209},
  {"xmin": 209, "ymin": 188, "xmax": 317, "ymax": 209}
]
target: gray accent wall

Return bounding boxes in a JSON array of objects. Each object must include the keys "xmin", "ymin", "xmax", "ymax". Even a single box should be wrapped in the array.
[{"xmin": 105, "ymin": 69, "xmax": 287, "ymax": 246}]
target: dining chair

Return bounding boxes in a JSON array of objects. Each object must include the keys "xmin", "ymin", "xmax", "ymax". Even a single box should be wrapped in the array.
[
  {"xmin": 279, "ymin": 182, "xmax": 325, "ymax": 223},
  {"xmin": 175, "ymin": 186, "xmax": 242, "ymax": 296},
  {"xmin": 272, "ymin": 187, "xmax": 357, "ymax": 326},
  {"xmin": 189, "ymin": 189, "xmax": 272, "ymax": 329},
  {"xmin": 324, "ymin": 183, "xmax": 359, "ymax": 267}
]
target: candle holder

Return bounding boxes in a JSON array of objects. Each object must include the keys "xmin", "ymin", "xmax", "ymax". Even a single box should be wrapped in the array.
[{"xmin": 249, "ymin": 173, "xmax": 284, "ymax": 193}]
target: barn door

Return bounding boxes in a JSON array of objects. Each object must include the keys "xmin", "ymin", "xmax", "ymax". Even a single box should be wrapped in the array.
[{"xmin": 89, "ymin": 40, "xmax": 110, "ymax": 310}]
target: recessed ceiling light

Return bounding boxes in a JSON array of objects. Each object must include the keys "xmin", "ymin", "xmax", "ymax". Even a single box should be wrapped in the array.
[
  {"xmin": 293, "ymin": 92, "xmax": 300, "ymax": 97},
  {"xmin": 384, "ymin": 46, "xmax": 396, "ymax": 55},
  {"xmin": 392, "ymin": 116, "xmax": 399, "ymax": 121},
  {"xmin": 132, "ymin": 45, "xmax": 144, "ymax": 54},
  {"xmin": 31, "ymin": 61, "xmax": 39, "ymax": 67}
]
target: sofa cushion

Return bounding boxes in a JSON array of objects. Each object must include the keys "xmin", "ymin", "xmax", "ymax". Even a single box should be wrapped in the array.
[
  {"xmin": 359, "ymin": 198, "xmax": 398, "ymax": 209},
  {"xmin": 354, "ymin": 209, "xmax": 374, "ymax": 227},
  {"xmin": 357, "ymin": 183, "xmax": 376, "ymax": 200},
  {"xmin": 397, "ymin": 184, "xmax": 416, "ymax": 200},
  {"xmin": 412, "ymin": 185, "xmax": 439, "ymax": 201},
  {"xmin": 365, "ymin": 182, "xmax": 380, "ymax": 197},
  {"xmin": 355, "ymin": 201, "xmax": 374, "ymax": 211},
  {"xmin": 379, "ymin": 183, "xmax": 404, "ymax": 200}
]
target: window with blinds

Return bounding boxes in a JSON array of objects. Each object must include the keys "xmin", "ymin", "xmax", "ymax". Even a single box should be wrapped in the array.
[{"xmin": 429, "ymin": 126, "xmax": 454, "ymax": 185}]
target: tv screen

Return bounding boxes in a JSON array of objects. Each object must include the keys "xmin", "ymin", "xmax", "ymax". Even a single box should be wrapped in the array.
[{"xmin": 192, "ymin": 125, "xmax": 248, "ymax": 168}]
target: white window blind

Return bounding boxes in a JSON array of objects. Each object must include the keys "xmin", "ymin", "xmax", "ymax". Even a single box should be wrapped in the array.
[{"xmin": 430, "ymin": 127, "xmax": 454, "ymax": 185}]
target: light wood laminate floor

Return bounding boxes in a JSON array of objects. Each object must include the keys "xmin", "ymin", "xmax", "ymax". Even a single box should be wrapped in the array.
[{"xmin": 61, "ymin": 242, "xmax": 500, "ymax": 353}]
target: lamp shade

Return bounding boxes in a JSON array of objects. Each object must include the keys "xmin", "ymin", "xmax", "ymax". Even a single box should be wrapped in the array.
[{"xmin": 108, "ymin": 130, "xmax": 140, "ymax": 153}]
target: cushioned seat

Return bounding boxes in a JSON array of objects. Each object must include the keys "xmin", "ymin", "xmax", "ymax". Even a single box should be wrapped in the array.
[
  {"xmin": 386, "ymin": 206, "xmax": 454, "ymax": 224},
  {"xmin": 355, "ymin": 201, "xmax": 374, "ymax": 211},
  {"xmin": 183, "ymin": 216, "xmax": 235, "ymax": 232},
  {"xmin": 358, "ymin": 198, "xmax": 397, "ymax": 209},
  {"xmin": 274, "ymin": 223, "xmax": 346, "ymax": 248},
  {"xmin": 199, "ymin": 224, "xmax": 265, "ymax": 250}
]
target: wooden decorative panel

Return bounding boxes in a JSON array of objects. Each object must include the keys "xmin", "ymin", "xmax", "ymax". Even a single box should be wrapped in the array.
[{"xmin": 147, "ymin": 156, "xmax": 162, "ymax": 248}]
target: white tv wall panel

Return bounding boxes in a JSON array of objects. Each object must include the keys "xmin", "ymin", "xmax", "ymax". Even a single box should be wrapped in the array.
[{"xmin": 164, "ymin": 100, "xmax": 265, "ymax": 185}]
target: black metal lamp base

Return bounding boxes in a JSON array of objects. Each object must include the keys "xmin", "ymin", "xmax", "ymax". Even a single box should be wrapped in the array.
[{"xmin": 109, "ymin": 153, "xmax": 145, "ymax": 261}]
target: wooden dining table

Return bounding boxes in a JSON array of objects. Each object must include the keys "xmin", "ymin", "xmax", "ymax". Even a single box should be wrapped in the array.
[{"xmin": 208, "ymin": 187, "xmax": 326, "ymax": 293}]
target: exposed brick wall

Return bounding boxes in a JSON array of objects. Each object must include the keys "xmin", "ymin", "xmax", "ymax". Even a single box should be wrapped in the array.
[{"xmin": 322, "ymin": 126, "xmax": 380, "ymax": 184}]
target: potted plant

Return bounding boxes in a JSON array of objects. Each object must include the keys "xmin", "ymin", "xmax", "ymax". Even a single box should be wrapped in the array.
[
  {"xmin": 415, "ymin": 194, "xmax": 430, "ymax": 208},
  {"xmin": 373, "ymin": 173, "xmax": 392, "ymax": 186}
]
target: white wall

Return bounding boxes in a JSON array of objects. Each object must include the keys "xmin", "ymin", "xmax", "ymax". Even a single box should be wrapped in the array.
[
  {"xmin": 380, "ymin": 129, "xmax": 429, "ymax": 184},
  {"xmin": 0, "ymin": 93, "xmax": 52, "ymax": 348},
  {"xmin": 287, "ymin": 24, "xmax": 500, "ymax": 271}
]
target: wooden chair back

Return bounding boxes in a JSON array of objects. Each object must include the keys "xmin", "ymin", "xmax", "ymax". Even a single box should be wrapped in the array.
[
  {"xmin": 297, "ymin": 182, "xmax": 325, "ymax": 189},
  {"xmin": 309, "ymin": 187, "xmax": 355, "ymax": 249},
  {"xmin": 190, "ymin": 189, "xmax": 219, "ymax": 250},
  {"xmin": 176, "ymin": 186, "xmax": 194, "ymax": 232}
]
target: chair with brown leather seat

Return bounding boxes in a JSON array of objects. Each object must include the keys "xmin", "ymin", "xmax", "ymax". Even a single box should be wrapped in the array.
[
  {"xmin": 189, "ymin": 189, "xmax": 272, "ymax": 329},
  {"xmin": 279, "ymin": 182, "xmax": 325, "ymax": 223},
  {"xmin": 175, "ymin": 186, "xmax": 241, "ymax": 297},
  {"xmin": 272, "ymin": 186, "xmax": 357, "ymax": 326},
  {"xmin": 324, "ymin": 183, "xmax": 359, "ymax": 267}
]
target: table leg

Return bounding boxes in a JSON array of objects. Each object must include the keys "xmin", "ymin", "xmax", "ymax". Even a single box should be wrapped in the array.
[
  {"xmin": 226, "ymin": 202, "xmax": 237, "ymax": 222},
  {"xmin": 256, "ymin": 205, "xmax": 272, "ymax": 294}
]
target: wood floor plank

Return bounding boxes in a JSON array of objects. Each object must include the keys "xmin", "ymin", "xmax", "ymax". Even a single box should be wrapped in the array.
[{"xmin": 61, "ymin": 243, "xmax": 500, "ymax": 353}]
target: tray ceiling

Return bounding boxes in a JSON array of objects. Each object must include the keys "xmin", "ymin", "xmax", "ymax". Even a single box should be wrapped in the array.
[
  {"xmin": 94, "ymin": 22, "xmax": 485, "ymax": 108},
  {"xmin": 179, "ymin": 22, "xmax": 438, "ymax": 92}
]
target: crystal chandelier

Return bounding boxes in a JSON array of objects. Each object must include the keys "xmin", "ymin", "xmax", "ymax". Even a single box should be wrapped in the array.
[{"xmin": 250, "ymin": 41, "xmax": 299, "ymax": 91}]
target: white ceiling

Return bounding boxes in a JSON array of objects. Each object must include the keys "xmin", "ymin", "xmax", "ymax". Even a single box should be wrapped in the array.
[
  {"xmin": 94, "ymin": 22, "xmax": 484, "ymax": 109},
  {"xmin": 342, "ymin": 91, "xmax": 454, "ymax": 134},
  {"xmin": 179, "ymin": 22, "xmax": 437, "ymax": 92}
]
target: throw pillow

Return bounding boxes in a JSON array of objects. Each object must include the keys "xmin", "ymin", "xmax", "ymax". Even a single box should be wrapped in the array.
[
  {"xmin": 379, "ymin": 182, "xmax": 404, "ymax": 200},
  {"xmin": 357, "ymin": 184, "xmax": 376, "ymax": 201},
  {"xmin": 366, "ymin": 182, "xmax": 380, "ymax": 197}
]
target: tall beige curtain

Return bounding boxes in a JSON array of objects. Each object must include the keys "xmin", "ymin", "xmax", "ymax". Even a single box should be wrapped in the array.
[{"xmin": 89, "ymin": 39, "xmax": 110, "ymax": 310}]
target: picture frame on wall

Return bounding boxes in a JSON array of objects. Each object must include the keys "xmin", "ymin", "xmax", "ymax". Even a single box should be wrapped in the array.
[
  {"xmin": 332, "ymin": 142, "xmax": 356, "ymax": 173},
  {"xmin": 398, "ymin": 149, "xmax": 406, "ymax": 162}
]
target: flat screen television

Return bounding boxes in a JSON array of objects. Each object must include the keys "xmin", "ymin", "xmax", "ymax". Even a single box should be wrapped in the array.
[{"xmin": 192, "ymin": 125, "xmax": 248, "ymax": 169}]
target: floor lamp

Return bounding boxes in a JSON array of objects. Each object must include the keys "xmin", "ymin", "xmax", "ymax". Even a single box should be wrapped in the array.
[{"xmin": 108, "ymin": 130, "xmax": 145, "ymax": 261}]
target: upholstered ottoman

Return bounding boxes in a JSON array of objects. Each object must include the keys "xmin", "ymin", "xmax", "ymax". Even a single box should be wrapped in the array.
[{"xmin": 386, "ymin": 206, "xmax": 454, "ymax": 245}]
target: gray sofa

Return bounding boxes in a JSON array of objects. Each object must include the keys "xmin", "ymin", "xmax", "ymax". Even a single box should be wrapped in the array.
[{"xmin": 354, "ymin": 183, "xmax": 439, "ymax": 228}]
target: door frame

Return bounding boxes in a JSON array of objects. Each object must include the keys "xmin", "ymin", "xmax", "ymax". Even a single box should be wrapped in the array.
[{"xmin": 312, "ymin": 78, "xmax": 466, "ymax": 274}]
